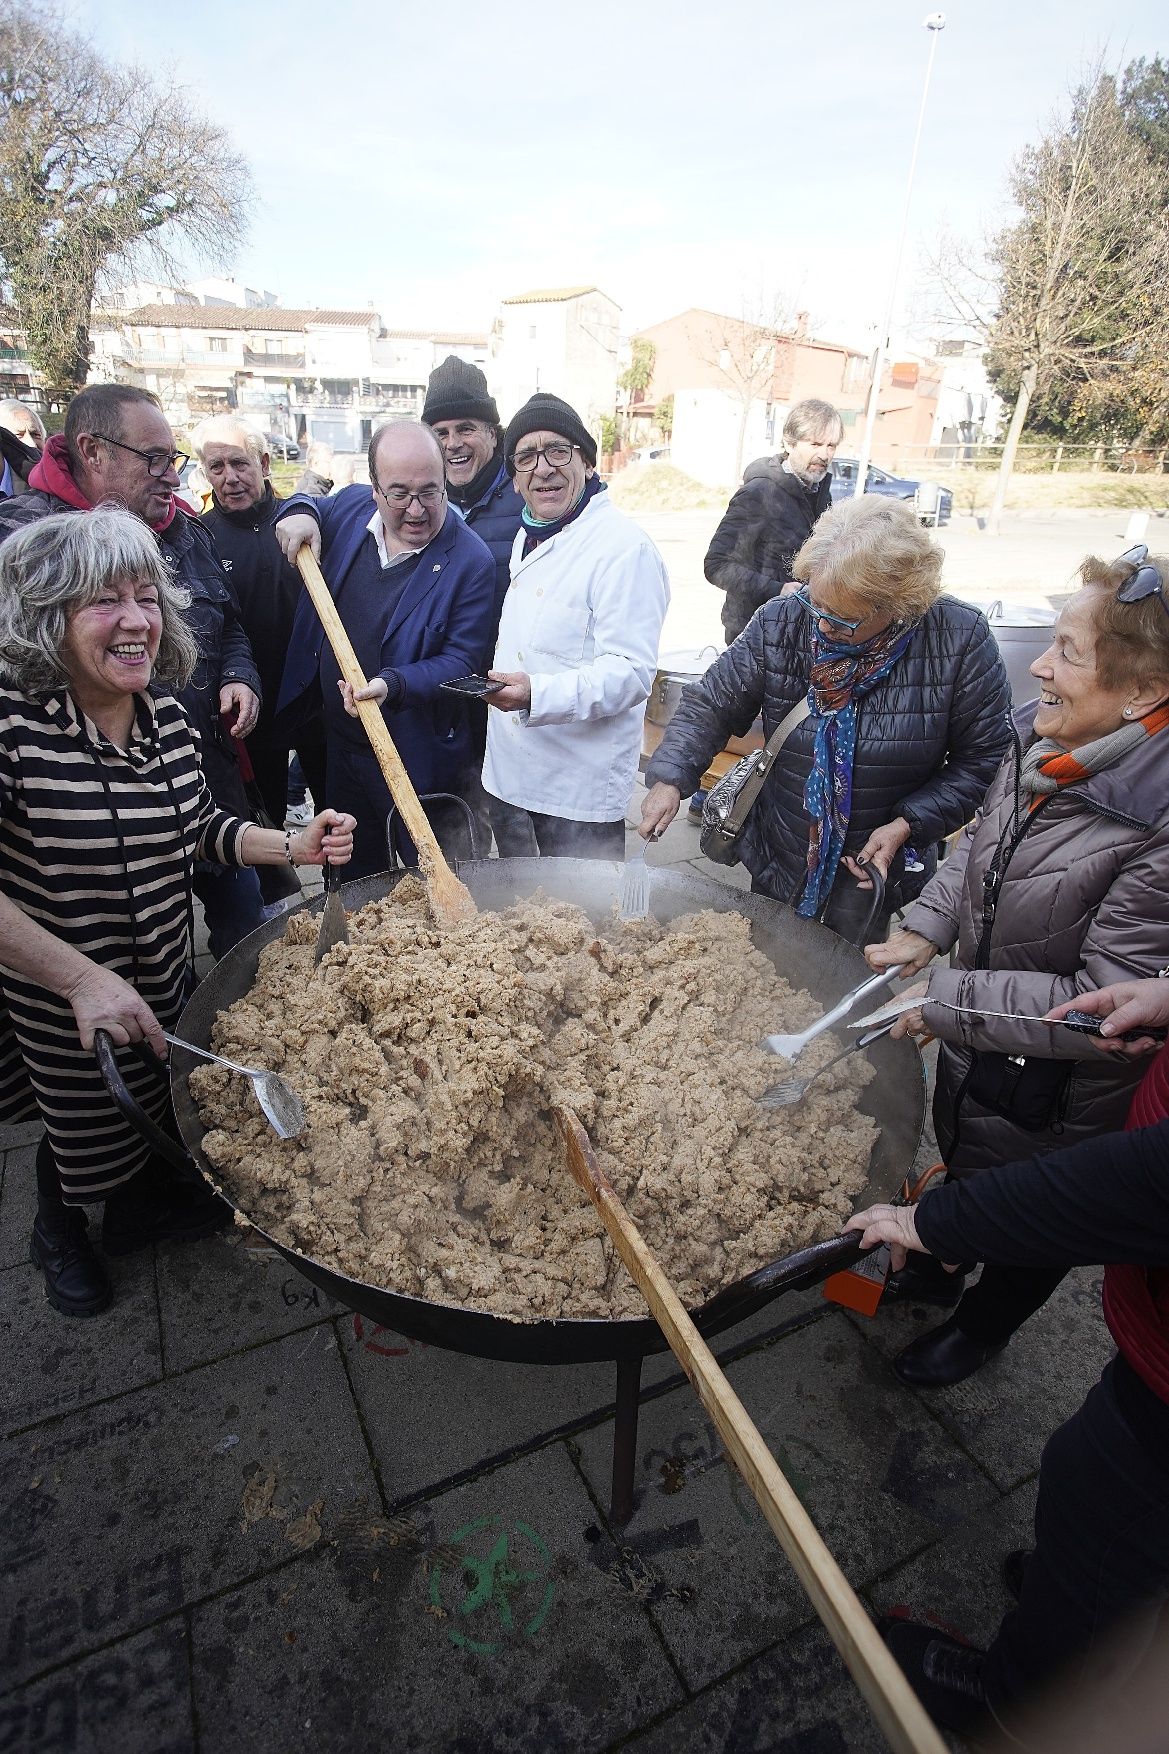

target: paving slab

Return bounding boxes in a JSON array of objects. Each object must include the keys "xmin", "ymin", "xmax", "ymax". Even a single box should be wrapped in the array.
[
  {"xmin": 847, "ymin": 1266, "xmax": 1113, "ymax": 1492},
  {"xmin": 340, "ymin": 1318, "xmax": 618, "ymax": 1504},
  {"xmin": 341, "ymin": 1278, "xmax": 834, "ymax": 1511},
  {"xmin": 623, "ymin": 1618, "xmax": 889, "ymax": 1753},
  {"xmin": 189, "ymin": 1444, "xmax": 683, "ymax": 1754},
  {"xmin": 573, "ymin": 1312, "xmax": 998, "ymax": 1691},
  {"xmin": 156, "ymin": 1226, "xmax": 344, "ymax": 1372},
  {"xmin": 868, "ymin": 1477, "xmax": 1038, "ymax": 1650},
  {"xmin": 0, "ymin": 1138, "xmax": 37, "ymax": 1270},
  {"xmin": 0, "ymin": 1331, "xmax": 375, "ymax": 1689},
  {"xmin": 0, "ymin": 1253, "xmax": 162, "ymax": 1437},
  {"xmin": 0, "ymin": 1618, "xmax": 192, "ymax": 1754}
]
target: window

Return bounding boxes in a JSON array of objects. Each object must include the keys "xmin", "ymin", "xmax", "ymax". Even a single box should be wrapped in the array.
[{"xmin": 208, "ymin": 336, "xmax": 228, "ymax": 353}]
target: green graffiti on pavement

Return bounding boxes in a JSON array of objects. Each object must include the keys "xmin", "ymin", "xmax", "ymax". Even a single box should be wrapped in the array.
[{"xmin": 428, "ymin": 1514, "xmax": 556, "ymax": 1655}]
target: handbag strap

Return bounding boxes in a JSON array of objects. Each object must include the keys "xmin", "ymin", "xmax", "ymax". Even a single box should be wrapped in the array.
[{"xmin": 719, "ymin": 696, "xmax": 811, "ymax": 838}]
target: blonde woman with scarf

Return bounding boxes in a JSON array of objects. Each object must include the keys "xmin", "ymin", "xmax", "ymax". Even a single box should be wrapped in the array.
[
  {"xmin": 642, "ymin": 496, "xmax": 1012, "ymax": 942},
  {"xmin": 866, "ymin": 544, "xmax": 1169, "ymax": 1387}
]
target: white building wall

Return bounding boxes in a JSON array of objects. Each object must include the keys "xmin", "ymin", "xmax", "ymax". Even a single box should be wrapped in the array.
[{"xmin": 670, "ymin": 387, "xmax": 773, "ymax": 488}]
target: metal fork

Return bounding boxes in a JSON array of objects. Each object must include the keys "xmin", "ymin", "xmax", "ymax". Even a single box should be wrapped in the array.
[
  {"xmin": 619, "ymin": 833, "xmax": 658, "ymax": 921},
  {"xmin": 757, "ymin": 1022, "xmax": 895, "ymax": 1109}
]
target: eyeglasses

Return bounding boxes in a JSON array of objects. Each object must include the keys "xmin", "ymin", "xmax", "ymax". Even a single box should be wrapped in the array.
[
  {"xmin": 1116, "ymin": 545, "xmax": 1168, "ymax": 617},
  {"xmin": 791, "ymin": 584, "xmax": 865, "ymax": 635},
  {"xmin": 101, "ymin": 436, "xmax": 189, "ymax": 477},
  {"xmin": 375, "ymin": 482, "xmax": 445, "ymax": 508},
  {"xmin": 511, "ymin": 441, "xmax": 580, "ymax": 474}
]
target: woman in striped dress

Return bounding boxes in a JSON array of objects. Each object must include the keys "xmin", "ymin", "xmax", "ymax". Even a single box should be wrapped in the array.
[{"xmin": 0, "ymin": 508, "xmax": 355, "ymax": 1317}]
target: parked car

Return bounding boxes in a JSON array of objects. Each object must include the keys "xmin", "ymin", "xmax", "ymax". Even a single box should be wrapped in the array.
[
  {"xmin": 631, "ymin": 445, "xmax": 671, "ymax": 465},
  {"xmin": 830, "ymin": 456, "xmax": 952, "ymax": 524},
  {"xmin": 266, "ymin": 433, "xmax": 300, "ymax": 460}
]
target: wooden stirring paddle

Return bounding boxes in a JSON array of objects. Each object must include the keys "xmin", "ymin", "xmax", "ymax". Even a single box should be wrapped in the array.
[
  {"xmin": 295, "ymin": 547, "xmax": 476, "ymax": 929},
  {"xmin": 554, "ymin": 1106, "xmax": 946, "ymax": 1754}
]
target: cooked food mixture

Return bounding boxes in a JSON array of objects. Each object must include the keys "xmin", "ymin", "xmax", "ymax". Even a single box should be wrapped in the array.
[{"xmin": 191, "ymin": 882, "xmax": 879, "ymax": 1320}]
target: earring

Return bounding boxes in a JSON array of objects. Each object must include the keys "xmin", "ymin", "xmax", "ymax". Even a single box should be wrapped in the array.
[{"xmin": 1123, "ymin": 706, "xmax": 1134, "ymax": 718}]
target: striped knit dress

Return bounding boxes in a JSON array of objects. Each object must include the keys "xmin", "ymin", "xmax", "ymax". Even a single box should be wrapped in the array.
[{"xmin": 0, "ymin": 684, "xmax": 248, "ymax": 1202}]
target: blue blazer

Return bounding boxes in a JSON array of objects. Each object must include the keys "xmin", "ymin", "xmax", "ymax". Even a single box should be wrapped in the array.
[{"xmin": 275, "ymin": 487, "xmax": 496, "ymax": 796}]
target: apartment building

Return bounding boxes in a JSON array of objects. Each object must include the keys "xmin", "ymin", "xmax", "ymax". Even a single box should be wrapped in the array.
[{"xmin": 89, "ymin": 304, "xmax": 488, "ymax": 451}]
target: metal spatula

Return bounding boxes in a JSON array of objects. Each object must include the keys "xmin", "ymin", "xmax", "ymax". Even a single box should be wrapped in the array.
[
  {"xmin": 757, "ymin": 1021, "xmax": 896, "ymax": 1108},
  {"xmin": 618, "ymin": 833, "xmax": 658, "ymax": 921},
  {"xmin": 314, "ymin": 857, "xmax": 350, "ymax": 964},
  {"xmin": 163, "ymin": 1033, "xmax": 305, "ymax": 1138},
  {"xmin": 762, "ymin": 964, "xmax": 904, "ymax": 1061}
]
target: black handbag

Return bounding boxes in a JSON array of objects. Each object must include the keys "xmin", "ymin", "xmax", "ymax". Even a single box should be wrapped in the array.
[
  {"xmin": 699, "ymin": 699, "xmax": 811, "ymax": 867},
  {"xmin": 965, "ymin": 1051, "xmax": 1074, "ymax": 1132}
]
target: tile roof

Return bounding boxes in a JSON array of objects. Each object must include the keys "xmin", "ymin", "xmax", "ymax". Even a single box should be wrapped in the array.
[
  {"xmin": 500, "ymin": 286, "xmax": 603, "ymax": 305},
  {"xmin": 99, "ymin": 305, "xmax": 378, "ymax": 332}
]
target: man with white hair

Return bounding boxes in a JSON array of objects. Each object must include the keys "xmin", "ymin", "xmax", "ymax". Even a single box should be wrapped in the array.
[
  {"xmin": 195, "ymin": 416, "xmax": 327, "ymax": 901},
  {"xmin": 0, "ymin": 399, "xmax": 45, "ymax": 499}
]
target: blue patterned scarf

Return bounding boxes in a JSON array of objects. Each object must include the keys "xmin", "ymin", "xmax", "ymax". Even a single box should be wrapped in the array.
[{"xmin": 797, "ymin": 620, "xmax": 919, "ymax": 917}]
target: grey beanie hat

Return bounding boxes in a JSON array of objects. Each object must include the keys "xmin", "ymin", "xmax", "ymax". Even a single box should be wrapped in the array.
[{"xmin": 422, "ymin": 355, "xmax": 500, "ymax": 428}]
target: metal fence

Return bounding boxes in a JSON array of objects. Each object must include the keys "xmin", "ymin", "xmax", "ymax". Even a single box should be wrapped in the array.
[{"xmin": 873, "ymin": 440, "xmax": 1169, "ymax": 476}]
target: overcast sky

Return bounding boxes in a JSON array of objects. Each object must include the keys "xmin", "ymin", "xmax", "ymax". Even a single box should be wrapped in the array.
[{"xmin": 85, "ymin": 0, "xmax": 1165, "ymax": 346}]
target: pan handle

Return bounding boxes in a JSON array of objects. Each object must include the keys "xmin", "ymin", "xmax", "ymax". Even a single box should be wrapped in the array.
[
  {"xmin": 93, "ymin": 1028, "xmax": 201, "ymax": 1181},
  {"xmin": 386, "ymin": 791, "xmax": 481, "ymax": 868},
  {"xmin": 695, "ymin": 1231, "xmax": 866, "ymax": 1329},
  {"xmin": 851, "ymin": 859, "xmax": 887, "ymax": 948}
]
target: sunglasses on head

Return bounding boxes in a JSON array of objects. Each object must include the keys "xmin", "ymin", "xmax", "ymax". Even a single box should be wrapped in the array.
[{"xmin": 1116, "ymin": 545, "xmax": 1168, "ymax": 617}]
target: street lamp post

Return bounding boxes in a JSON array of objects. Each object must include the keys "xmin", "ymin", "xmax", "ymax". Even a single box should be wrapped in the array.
[{"xmin": 851, "ymin": 13, "xmax": 946, "ymax": 499}]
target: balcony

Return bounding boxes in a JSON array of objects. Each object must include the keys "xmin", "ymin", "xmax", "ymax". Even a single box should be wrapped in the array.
[{"xmin": 243, "ymin": 347, "xmax": 305, "ymax": 371}]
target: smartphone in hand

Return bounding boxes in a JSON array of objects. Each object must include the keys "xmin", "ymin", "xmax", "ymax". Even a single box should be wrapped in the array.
[{"xmin": 439, "ymin": 674, "xmax": 505, "ymax": 698}]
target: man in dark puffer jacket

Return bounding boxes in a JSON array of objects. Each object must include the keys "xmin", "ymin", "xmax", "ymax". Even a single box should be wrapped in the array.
[
  {"xmin": 704, "ymin": 398, "xmax": 840, "ymax": 643},
  {"xmin": 194, "ymin": 415, "xmax": 328, "ymax": 904},
  {"xmin": 423, "ymin": 356, "xmax": 524, "ymax": 854}
]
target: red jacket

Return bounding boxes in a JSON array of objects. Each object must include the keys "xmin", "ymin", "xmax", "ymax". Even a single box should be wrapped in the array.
[{"xmin": 1104, "ymin": 1042, "xmax": 1169, "ymax": 1403}]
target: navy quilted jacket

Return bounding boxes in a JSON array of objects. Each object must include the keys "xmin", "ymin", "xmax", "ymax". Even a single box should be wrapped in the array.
[
  {"xmin": 458, "ymin": 459, "xmax": 524, "ymax": 632},
  {"xmin": 645, "ymin": 594, "xmax": 1012, "ymax": 906}
]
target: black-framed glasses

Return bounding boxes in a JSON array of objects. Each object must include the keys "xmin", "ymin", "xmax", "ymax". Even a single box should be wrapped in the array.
[
  {"xmin": 511, "ymin": 440, "xmax": 580, "ymax": 474},
  {"xmin": 375, "ymin": 481, "xmax": 445, "ymax": 508},
  {"xmin": 1116, "ymin": 545, "xmax": 1168, "ymax": 617},
  {"xmin": 791, "ymin": 583, "xmax": 865, "ymax": 635},
  {"xmin": 101, "ymin": 436, "xmax": 188, "ymax": 477}
]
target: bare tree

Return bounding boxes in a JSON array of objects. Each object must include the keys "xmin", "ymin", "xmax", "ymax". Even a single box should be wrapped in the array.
[
  {"xmin": 932, "ymin": 68, "xmax": 1169, "ymax": 533},
  {"xmin": 0, "ymin": 2, "xmax": 252, "ymax": 392},
  {"xmin": 695, "ymin": 292, "xmax": 800, "ymax": 481}
]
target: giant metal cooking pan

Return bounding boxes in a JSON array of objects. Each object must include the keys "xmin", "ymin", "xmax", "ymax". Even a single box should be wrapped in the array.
[{"xmin": 106, "ymin": 859, "xmax": 925, "ymax": 1364}]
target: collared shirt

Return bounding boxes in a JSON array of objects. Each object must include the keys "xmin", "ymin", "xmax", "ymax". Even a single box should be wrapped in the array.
[{"xmin": 366, "ymin": 508, "xmax": 432, "ymax": 571}]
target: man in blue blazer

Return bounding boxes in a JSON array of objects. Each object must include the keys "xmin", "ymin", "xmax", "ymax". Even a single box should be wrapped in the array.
[{"xmin": 274, "ymin": 420, "xmax": 496, "ymax": 879}]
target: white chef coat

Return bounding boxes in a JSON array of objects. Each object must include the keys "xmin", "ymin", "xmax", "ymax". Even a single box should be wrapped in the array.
[{"xmin": 483, "ymin": 492, "xmax": 670, "ymax": 822}]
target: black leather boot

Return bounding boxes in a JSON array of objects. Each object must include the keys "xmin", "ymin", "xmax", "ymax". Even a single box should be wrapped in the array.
[
  {"xmin": 29, "ymin": 1209, "xmax": 112, "ymax": 1317},
  {"xmin": 893, "ymin": 1314, "xmax": 1008, "ymax": 1388},
  {"xmin": 882, "ymin": 1252, "xmax": 967, "ymax": 1308}
]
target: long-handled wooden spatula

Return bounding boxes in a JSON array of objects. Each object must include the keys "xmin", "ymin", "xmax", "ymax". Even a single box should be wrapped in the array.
[{"xmin": 294, "ymin": 546, "xmax": 476, "ymax": 928}]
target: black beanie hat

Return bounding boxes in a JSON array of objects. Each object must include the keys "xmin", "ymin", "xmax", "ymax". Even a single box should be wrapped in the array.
[
  {"xmin": 422, "ymin": 355, "xmax": 500, "ymax": 427},
  {"xmin": 503, "ymin": 393, "xmax": 597, "ymax": 476}
]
